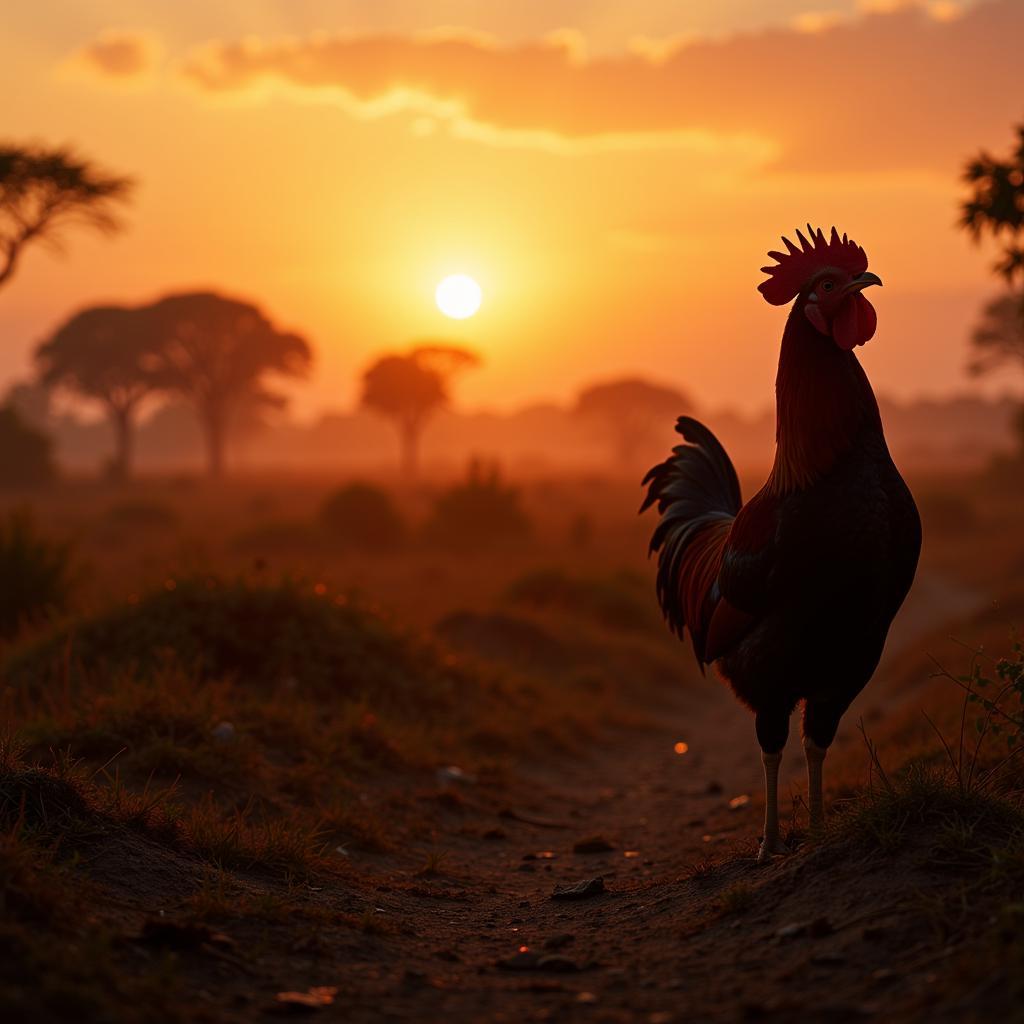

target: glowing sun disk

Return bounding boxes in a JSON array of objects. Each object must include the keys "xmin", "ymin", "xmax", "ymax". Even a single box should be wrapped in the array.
[{"xmin": 436, "ymin": 274, "xmax": 482, "ymax": 319}]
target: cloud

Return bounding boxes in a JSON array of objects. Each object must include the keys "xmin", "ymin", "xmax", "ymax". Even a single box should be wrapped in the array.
[
  {"xmin": 179, "ymin": 0, "xmax": 1019, "ymax": 170},
  {"xmin": 70, "ymin": 29, "xmax": 162, "ymax": 82}
]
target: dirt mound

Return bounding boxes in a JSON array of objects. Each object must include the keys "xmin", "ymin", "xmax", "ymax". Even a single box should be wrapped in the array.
[
  {"xmin": 504, "ymin": 568, "xmax": 659, "ymax": 633},
  {"xmin": 5, "ymin": 575, "xmax": 468, "ymax": 711},
  {"xmin": 436, "ymin": 610, "xmax": 573, "ymax": 672}
]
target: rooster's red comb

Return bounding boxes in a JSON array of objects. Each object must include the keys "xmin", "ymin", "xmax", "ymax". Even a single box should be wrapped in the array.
[{"xmin": 758, "ymin": 225, "xmax": 868, "ymax": 306}]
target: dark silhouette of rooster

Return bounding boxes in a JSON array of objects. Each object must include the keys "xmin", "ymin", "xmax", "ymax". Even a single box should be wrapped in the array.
[{"xmin": 642, "ymin": 227, "xmax": 921, "ymax": 862}]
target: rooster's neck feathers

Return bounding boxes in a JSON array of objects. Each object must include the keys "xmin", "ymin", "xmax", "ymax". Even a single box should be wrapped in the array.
[{"xmin": 769, "ymin": 305, "xmax": 881, "ymax": 494}]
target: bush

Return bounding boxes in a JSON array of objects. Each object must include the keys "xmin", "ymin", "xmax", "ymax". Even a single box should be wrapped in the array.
[
  {"xmin": 231, "ymin": 518, "xmax": 320, "ymax": 556},
  {"xmin": 4, "ymin": 574, "xmax": 466, "ymax": 712},
  {"xmin": 319, "ymin": 483, "xmax": 405, "ymax": 549},
  {"xmin": 0, "ymin": 510, "xmax": 73, "ymax": 639},
  {"xmin": 0, "ymin": 406, "xmax": 55, "ymax": 487},
  {"xmin": 505, "ymin": 568, "xmax": 658, "ymax": 632},
  {"xmin": 423, "ymin": 460, "xmax": 531, "ymax": 550},
  {"xmin": 104, "ymin": 498, "xmax": 180, "ymax": 530}
]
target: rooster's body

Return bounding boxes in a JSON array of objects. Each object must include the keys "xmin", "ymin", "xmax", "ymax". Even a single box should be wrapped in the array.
[{"xmin": 643, "ymin": 227, "xmax": 921, "ymax": 861}]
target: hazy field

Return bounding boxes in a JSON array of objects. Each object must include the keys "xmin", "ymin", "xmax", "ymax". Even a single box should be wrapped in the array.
[{"xmin": 1, "ymin": 463, "xmax": 1022, "ymax": 1022}]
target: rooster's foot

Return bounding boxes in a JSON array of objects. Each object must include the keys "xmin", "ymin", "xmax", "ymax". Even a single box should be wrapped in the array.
[{"xmin": 756, "ymin": 836, "xmax": 789, "ymax": 864}]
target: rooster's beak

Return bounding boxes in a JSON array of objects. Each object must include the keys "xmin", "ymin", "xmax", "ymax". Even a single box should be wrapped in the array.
[{"xmin": 841, "ymin": 271, "xmax": 882, "ymax": 296}]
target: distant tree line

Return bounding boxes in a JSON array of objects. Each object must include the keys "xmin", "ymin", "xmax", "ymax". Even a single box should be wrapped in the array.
[
  {"xmin": 6, "ymin": 121, "xmax": 1024, "ymax": 487},
  {"xmin": 961, "ymin": 118, "xmax": 1024, "ymax": 455},
  {"xmin": 35, "ymin": 294, "xmax": 311, "ymax": 480}
]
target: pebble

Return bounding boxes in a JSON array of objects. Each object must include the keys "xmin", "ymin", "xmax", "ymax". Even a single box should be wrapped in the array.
[
  {"xmin": 551, "ymin": 877, "xmax": 606, "ymax": 900},
  {"xmin": 573, "ymin": 836, "xmax": 616, "ymax": 854}
]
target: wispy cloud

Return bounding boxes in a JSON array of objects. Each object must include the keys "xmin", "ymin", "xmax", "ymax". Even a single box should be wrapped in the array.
[
  {"xmin": 67, "ymin": 29, "xmax": 162, "ymax": 84},
  {"xmin": 176, "ymin": 0, "xmax": 1019, "ymax": 169}
]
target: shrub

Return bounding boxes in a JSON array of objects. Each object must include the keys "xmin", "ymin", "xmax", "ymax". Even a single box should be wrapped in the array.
[
  {"xmin": 504, "ymin": 568, "xmax": 657, "ymax": 632},
  {"xmin": 0, "ymin": 510, "xmax": 74, "ymax": 639},
  {"xmin": 4, "ymin": 575, "xmax": 466, "ymax": 713},
  {"xmin": 423, "ymin": 460, "xmax": 531, "ymax": 550},
  {"xmin": 231, "ymin": 518, "xmax": 320, "ymax": 555},
  {"xmin": 104, "ymin": 498, "xmax": 180, "ymax": 529},
  {"xmin": 319, "ymin": 482, "xmax": 405, "ymax": 549},
  {"xmin": 0, "ymin": 406, "xmax": 55, "ymax": 487}
]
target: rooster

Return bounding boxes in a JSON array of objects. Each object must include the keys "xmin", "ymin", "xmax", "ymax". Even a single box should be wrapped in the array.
[{"xmin": 642, "ymin": 227, "xmax": 921, "ymax": 862}]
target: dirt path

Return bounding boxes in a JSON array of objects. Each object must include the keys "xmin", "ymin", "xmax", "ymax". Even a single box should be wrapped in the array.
[{"xmin": 88, "ymin": 571, "xmax": 992, "ymax": 1022}]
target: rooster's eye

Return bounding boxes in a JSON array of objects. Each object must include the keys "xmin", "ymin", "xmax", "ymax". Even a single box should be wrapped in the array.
[{"xmin": 822, "ymin": 281, "xmax": 834, "ymax": 292}]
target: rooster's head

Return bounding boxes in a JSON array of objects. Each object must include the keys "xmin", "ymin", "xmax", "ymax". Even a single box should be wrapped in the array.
[{"xmin": 757, "ymin": 225, "xmax": 882, "ymax": 351}]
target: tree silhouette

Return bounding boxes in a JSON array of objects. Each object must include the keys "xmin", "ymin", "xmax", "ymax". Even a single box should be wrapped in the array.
[
  {"xmin": 962, "ymin": 122, "xmax": 1024, "ymax": 456},
  {"xmin": 36, "ymin": 306, "xmax": 163, "ymax": 480},
  {"xmin": 144, "ymin": 292, "xmax": 311, "ymax": 479},
  {"xmin": 968, "ymin": 293, "xmax": 1024, "ymax": 456},
  {"xmin": 961, "ymin": 122, "xmax": 1024, "ymax": 289},
  {"xmin": 361, "ymin": 343, "xmax": 480, "ymax": 479},
  {"xmin": 968, "ymin": 294, "xmax": 1024, "ymax": 377},
  {"xmin": 574, "ymin": 377, "xmax": 692, "ymax": 468},
  {"xmin": 0, "ymin": 144, "xmax": 132, "ymax": 292},
  {"xmin": 0, "ymin": 404, "xmax": 55, "ymax": 487}
]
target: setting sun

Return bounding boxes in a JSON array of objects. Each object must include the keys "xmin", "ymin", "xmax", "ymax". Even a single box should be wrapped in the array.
[{"xmin": 435, "ymin": 274, "xmax": 482, "ymax": 320}]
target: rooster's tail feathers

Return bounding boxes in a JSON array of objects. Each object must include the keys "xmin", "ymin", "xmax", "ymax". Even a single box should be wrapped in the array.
[{"xmin": 641, "ymin": 416, "xmax": 741, "ymax": 665}]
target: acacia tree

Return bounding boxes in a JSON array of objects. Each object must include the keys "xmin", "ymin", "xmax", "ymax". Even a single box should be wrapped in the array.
[
  {"xmin": 361, "ymin": 343, "xmax": 480, "ymax": 479},
  {"xmin": 35, "ymin": 306, "xmax": 163, "ymax": 480},
  {"xmin": 1, "ymin": 144, "xmax": 132, "ymax": 292},
  {"xmin": 962, "ymin": 121, "xmax": 1024, "ymax": 454},
  {"xmin": 143, "ymin": 292, "xmax": 311, "ymax": 479},
  {"xmin": 968, "ymin": 294, "xmax": 1024, "ymax": 453},
  {"xmin": 574, "ymin": 377, "xmax": 692, "ymax": 468},
  {"xmin": 962, "ymin": 121, "xmax": 1024, "ymax": 289}
]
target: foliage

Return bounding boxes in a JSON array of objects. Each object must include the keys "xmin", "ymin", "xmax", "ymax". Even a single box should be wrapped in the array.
[
  {"xmin": 0, "ymin": 405, "xmax": 56, "ymax": 487},
  {"xmin": 969, "ymin": 293, "xmax": 1024, "ymax": 378},
  {"xmin": 319, "ymin": 482, "xmax": 406, "ymax": 549},
  {"xmin": 0, "ymin": 510, "xmax": 73, "ymax": 639},
  {"xmin": 4, "ymin": 574, "xmax": 465, "ymax": 710},
  {"xmin": 35, "ymin": 306, "xmax": 164, "ymax": 479},
  {"xmin": 362, "ymin": 343, "xmax": 479, "ymax": 477},
  {"xmin": 422, "ymin": 459, "xmax": 531, "ymax": 549},
  {"xmin": 504, "ymin": 567, "xmax": 658, "ymax": 632},
  {"xmin": 961, "ymin": 121, "xmax": 1024, "ymax": 287},
  {"xmin": 926, "ymin": 636, "xmax": 1024, "ymax": 796},
  {"xmin": 575, "ymin": 376, "xmax": 692, "ymax": 466},
  {"xmin": 104, "ymin": 498, "xmax": 180, "ymax": 530},
  {"xmin": 142, "ymin": 292, "xmax": 312, "ymax": 478},
  {"xmin": 0, "ymin": 143, "xmax": 132, "ymax": 290}
]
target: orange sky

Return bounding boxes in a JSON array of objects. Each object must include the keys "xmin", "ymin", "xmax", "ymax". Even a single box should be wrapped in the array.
[{"xmin": 2, "ymin": 0, "xmax": 1022, "ymax": 418}]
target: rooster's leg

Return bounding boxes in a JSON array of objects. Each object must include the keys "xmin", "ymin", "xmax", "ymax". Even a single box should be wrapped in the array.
[
  {"xmin": 755, "ymin": 711, "xmax": 790, "ymax": 863},
  {"xmin": 804, "ymin": 738, "xmax": 827, "ymax": 834},
  {"xmin": 757, "ymin": 750, "xmax": 787, "ymax": 863}
]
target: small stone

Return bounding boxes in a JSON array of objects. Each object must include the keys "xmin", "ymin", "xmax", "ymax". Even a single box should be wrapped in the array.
[
  {"xmin": 536, "ymin": 955, "xmax": 580, "ymax": 973},
  {"xmin": 576, "ymin": 991, "xmax": 598, "ymax": 1004},
  {"xmin": 211, "ymin": 721, "xmax": 235, "ymax": 742},
  {"xmin": 497, "ymin": 951, "xmax": 541, "ymax": 971},
  {"xmin": 273, "ymin": 986, "xmax": 337, "ymax": 1011},
  {"xmin": 551, "ymin": 877, "xmax": 605, "ymax": 900},
  {"xmin": 811, "ymin": 952, "xmax": 847, "ymax": 966},
  {"xmin": 573, "ymin": 836, "xmax": 616, "ymax": 854},
  {"xmin": 436, "ymin": 765, "xmax": 476, "ymax": 786}
]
